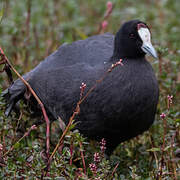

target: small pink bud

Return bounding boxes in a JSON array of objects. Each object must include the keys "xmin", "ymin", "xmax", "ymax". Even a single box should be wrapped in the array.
[
  {"xmin": 31, "ymin": 125, "xmax": 37, "ymax": 130},
  {"xmin": 109, "ymin": 59, "xmax": 123, "ymax": 72},
  {"xmin": 167, "ymin": 94, "xmax": 173, "ymax": 110},
  {"xmin": 100, "ymin": 138, "xmax": 106, "ymax": 146},
  {"xmin": 101, "ymin": 20, "xmax": 108, "ymax": 30},
  {"xmin": 100, "ymin": 138, "xmax": 106, "ymax": 153},
  {"xmin": 89, "ymin": 163, "xmax": 97, "ymax": 173},
  {"xmin": 116, "ymin": 59, "xmax": 123, "ymax": 66},
  {"xmin": 100, "ymin": 145, "xmax": 106, "ymax": 152},
  {"xmin": 80, "ymin": 82, "xmax": 86, "ymax": 90},
  {"xmin": 0, "ymin": 144, "xmax": 3, "ymax": 151},
  {"xmin": 94, "ymin": 152, "xmax": 100, "ymax": 163},
  {"xmin": 80, "ymin": 82, "xmax": 87, "ymax": 97},
  {"xmin": 167, "ymin": 95, "xmax": 173, "ymax": 104},
  {"xmin": 107, "ymin": 1, "xmax": 113, "ymax": 13},
  {"xmin": 160, "ymin": 113, "xmax": 166, "ymax": 119}
]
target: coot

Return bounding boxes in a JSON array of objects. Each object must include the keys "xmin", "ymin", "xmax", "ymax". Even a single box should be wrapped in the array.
[{"xmin": 3, "ymin": 20, "xmax": 159, "ymax": 154}]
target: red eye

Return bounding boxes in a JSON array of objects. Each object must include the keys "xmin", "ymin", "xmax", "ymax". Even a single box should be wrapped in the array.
[{"xmin": 130, "ymin": 33, "xmax": 134, "ymax": 38}]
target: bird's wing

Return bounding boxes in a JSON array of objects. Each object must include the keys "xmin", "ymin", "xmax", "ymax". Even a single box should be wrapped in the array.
[{"xmin": 2, "ymin": 33, "xmax": 114, "ymax": 117}]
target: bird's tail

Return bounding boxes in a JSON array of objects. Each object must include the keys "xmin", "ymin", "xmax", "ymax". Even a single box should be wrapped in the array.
[{"xmin": 1, "ymin": 79, "xmax": 26, "ymax": 116}]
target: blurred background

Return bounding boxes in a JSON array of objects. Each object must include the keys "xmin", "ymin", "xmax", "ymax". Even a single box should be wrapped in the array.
[
  {"xmin": 0, "ymin": 0, "xmax": 180, "ymax": 72},
  {"xmin": 0, "ymin": 0, "xmax": 179, "ymax": 179}
]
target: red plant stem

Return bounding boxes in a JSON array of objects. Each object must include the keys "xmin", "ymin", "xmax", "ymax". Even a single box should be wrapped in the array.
[
  {"xmin": 162, "ymin": 118, "xmax": 167, "ymax": 150},
  {"xmin": 97, "ymin": 2, "xmax": 113, "ymax": 34},
  {"xmin": 159, "ymin": 116, "xmax": 167, "ymax": 179},
  {"xmin": 41, "ymin": 104, "xmax": 50, "ymax": 158},
  {"xmin": 149, "ymin": 135, "xmax": 159, "ymax": 179},
  {"xmin": 159, "ymin": 54, "xmax": 162, "ymax": 76},
  {"xmin": 112, "ymin": 163, "xmax": 119, "ymax": 176},
  {"xmin": 26, "ymin": 0, "xmax": 31, "ymax": 38},
  {"xmin": 24, "ymin": 0, "xmax": 31, "ymax": 70},
  {"xmin": 79, "ymin": 141, "xmax": 86, "ymax": 175},
  {"xmin": 44, "ymin": 60, "xmax": 123, "ymax": 174},
  {"xmin": 170, "ymin": 131, "xmax": 178, "ymax": 180},
  {"xmin": 45, "ymin": 104, "xmax": 79, "ymax": 176},
  {"xmin": 33, "ymin": 26, "xmax": 40, "ymax": 58},
  {"xmin": 0, "ymin": 47, "xmax": 50, "ymax": 158}
]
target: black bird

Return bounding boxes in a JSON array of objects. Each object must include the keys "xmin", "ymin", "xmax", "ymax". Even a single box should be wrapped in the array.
[{"xmin": 3, "ymin": 20, "xmax": 159, "ymax": 155}]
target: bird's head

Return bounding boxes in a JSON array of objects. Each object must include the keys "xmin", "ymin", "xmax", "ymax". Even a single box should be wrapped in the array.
[{"xmin": 113, "ymin": 20, "xmax": 158, "ymax": 59}]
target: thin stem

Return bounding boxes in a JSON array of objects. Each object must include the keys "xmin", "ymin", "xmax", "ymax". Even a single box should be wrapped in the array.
[
  {"xmin": 79, "ymin": 141, "xmax": 86, "ymax": 175},
  {"xmin": 0, "ymin": 47, "xmax": 50, "ymax": 158}
]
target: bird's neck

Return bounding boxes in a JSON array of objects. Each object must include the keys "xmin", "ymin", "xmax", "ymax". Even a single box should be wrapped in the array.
[{"xmin": 110, "ymin": 31, "xmax": 145, "ymax": 62}]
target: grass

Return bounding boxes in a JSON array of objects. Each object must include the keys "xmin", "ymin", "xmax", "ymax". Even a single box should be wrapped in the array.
[{"xmin": 0, "ymin": 0, "xmax": 180, "ymax": 179}]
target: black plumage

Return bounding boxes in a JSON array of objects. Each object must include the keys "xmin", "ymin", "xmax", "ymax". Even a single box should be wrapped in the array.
[{"xmin": 3, "ymin": 20, "xmax": 159, "ymax": 154}]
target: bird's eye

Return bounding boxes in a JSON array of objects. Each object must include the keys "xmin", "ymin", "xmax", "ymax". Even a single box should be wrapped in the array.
[{"xmin": 129, "ymin": 33, "xmax": 135, "ymax": 38}]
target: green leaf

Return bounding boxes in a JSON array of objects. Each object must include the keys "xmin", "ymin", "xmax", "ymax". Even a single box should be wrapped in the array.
[
  {"xmin": 14, "ymin": 142, "xmax": 20, "ymax": 149},
  {"xmin": 164, "ymin": 145, "xmax": 171, "ymax": 151},
  {"xmin": 147, "ymin": 147, "xmax": 160, "ymax": 152},
  {"xmin": 176, "ymin": 118, "xmax": 180, "ymax": 123},
  {"xmin": 0, "ymin": 6, "xmax": 4, "ymax": 23},
  {"xmin": 75, "ymin": 28, "xmax": 88, "ymax": 39}
]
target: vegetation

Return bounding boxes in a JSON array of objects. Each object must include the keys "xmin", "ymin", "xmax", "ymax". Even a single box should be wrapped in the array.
[{"xmin": 0, "ymin": 0, "xmax": 179, "ymax": 179}]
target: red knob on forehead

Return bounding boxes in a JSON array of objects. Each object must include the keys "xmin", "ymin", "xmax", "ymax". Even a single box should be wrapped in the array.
[{"xmin": 137, "ymin": 23, "xmax": 147, "ymax": 30}]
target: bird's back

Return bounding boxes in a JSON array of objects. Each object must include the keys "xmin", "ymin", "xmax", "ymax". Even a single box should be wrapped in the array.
[{"xmin": 3, "ymin": 33, "xmax": 114, "ymax": 117}]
